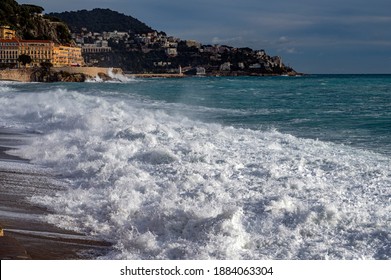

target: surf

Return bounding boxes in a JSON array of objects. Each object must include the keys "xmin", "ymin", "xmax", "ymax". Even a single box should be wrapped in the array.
[{"xmin": 1, "ymin": 77, "xmax": 390, "ymax": 260}]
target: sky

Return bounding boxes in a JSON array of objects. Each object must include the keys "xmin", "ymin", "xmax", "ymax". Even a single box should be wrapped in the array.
[{"xmin": 23, "ymin": 0, "xmax": 391, "ymax": 74}]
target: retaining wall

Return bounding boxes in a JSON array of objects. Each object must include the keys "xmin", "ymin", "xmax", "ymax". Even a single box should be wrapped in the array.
[
  {"xmin": 0, "ymin": 67, "xmax": 123, "ymax": 82},
  {"xmin": 0, "ymin": 69, "xmax": 32, "ymax": 82},
  {"xmin": 51, "ymin": 67, "xmax": 123, "ymax": 77}
]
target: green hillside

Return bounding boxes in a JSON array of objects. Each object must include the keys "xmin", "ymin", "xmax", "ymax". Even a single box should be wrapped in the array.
[
  {"xmin": 49, "ymin": 8, "xmax": 155, "ymax": 34},
  {"xmin": 0, "ymin": 0, "xmax": 72, "ymax": 44}
]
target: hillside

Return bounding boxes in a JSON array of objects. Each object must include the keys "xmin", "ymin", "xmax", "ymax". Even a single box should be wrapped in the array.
[
  {"xmin": 48, "ymin": 8, "xmax": 154, "ymax": 34},
  {"xmin": 1, "ymin": 1, "xmax": 297, "ymax": 75},
  {"xmin": 0, "ymin": 0, "xmax": 72, "ymax": 44}
]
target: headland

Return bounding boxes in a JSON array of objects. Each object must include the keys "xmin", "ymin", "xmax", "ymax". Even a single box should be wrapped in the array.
[{"xmin": 1, "ymin": 1, "xmax": 299, "ymax": 81}]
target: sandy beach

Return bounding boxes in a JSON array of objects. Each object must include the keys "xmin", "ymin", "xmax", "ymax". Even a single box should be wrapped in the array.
[{"xmin": 0, "ymin": 128, "xmax": 110, "ymax": 260}]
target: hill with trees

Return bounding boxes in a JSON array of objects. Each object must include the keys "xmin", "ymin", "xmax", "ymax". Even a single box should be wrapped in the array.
[
  {"xmin": 49, "ymin": 8, "xmax": 154, "ymax": 34},
  {"xmin": 1, "ymin": 1, "xmax": 297, "ymax": 76},
  {"xmin": 48, "ymin": 8, "xmax": 297, "ymax": 75},
  {"xmin": 0, "ymin": 0, "xmax": 72, "ymax": 44}
]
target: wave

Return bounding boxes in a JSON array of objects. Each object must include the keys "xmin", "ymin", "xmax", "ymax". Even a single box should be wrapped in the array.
[
  {"xmin": 2, "ymin": 86, "xmax": 390, "ymax": 260},
  {"xmin": 0, "ymin": 81, "xmax": 18, "ymax": 93},
  {"xmin": 86, "ymin": 68, "xmax": 138, "ymax": 83}
]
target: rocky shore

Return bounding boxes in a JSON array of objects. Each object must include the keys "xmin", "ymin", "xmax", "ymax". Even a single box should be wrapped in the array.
[{"xmin": 0, "ymin": 67, "xmax": 123, "ymax": 83}]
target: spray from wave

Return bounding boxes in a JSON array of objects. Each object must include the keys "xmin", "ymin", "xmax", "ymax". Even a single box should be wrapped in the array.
[
  {"xmin": 86, "ymin": 68, "xmax": 137, "ymax": 83},
  {"xmin": 1, "ymin": 85, "xmax": 390, "ymax": 260},
  {"xmin": 0, "ymin": 79, "xmax": 391, "ymax": 259}
]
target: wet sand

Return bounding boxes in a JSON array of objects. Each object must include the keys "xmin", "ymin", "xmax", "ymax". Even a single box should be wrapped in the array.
[{"xmin": 0, "ymin": 128, "xmax": 111, "ymax": 259}]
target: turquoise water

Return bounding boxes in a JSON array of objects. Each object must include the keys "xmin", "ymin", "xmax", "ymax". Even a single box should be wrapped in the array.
[
  {"xmin": 0, "ymin": 75, "xmax": 390, "ymax": 259},
  {"xmin": 126, "ymin": 75, "xmax": 391, "ymax": 154}
]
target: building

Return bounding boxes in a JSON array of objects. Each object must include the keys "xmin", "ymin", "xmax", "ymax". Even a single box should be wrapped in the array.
[
  {"xmin": 185, "ymin": 40, "xmax": 201, "ymax": 49},
  {"xmin": 0, "ymin": 39, "xmax": 19, "ymax": 65},
  {"xmin": 220, "ymin": 62, "xmax": 231, "ymax": 71},
  {"xmin": 165, "ymin": 47, "xmax": 178, "ymax": 57},
  {"xmin": 53, "ymin": 45, "xmax": 84, "ymax": 67},
  {"xmin": 19, "ymin": 40, "xmax": 54, "ymax": 67},
  {"xmin": 81, "ymin": 43, "xmax": 111, "ymax": 54},
  {"xmin": 196, "ymin": 67, "xmax": 206, "ymax": 75},
  {"xmin": 271, "ymin": 56, "xmax": 283, "ymax": 68},
  {"xmin": 1, "ymin": 25, "xmax": 84, "ymax": 67},
  {"xmin": 1, "ymin": 38, "xmax": 84, "ymax": 68},
  {"xmin": 0, "ymin": 26, "xmax": 16, "ymax": 40},
  {"xmin": 0, "ymin": 27, "xmax": 18, "ymax": 66},
  {"xmin": 1, "ymin": 39, "xmax": 56, "ymax": 67}
]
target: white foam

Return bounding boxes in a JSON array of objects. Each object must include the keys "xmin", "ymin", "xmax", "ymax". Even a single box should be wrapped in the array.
[
  {"xmin": 0, "ymin": 82, "xmax": 16, "ymax": 93},
  {"xmin": 1, "ymin": 86, "xmax": 390, "ymax": 260},
  {"xmin": 86, "ymin": 75, "xmax": 105, "ymax": 83},
  {"xmin": 86, "ymin": 68, "xmax": 138, "ymax": 83}
]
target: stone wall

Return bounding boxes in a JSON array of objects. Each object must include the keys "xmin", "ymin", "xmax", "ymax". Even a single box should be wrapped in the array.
[
  {"xmin": 51, "ymin": 67, "xmax": 123, "ymax": 77},
  {"xmin": 0, "ymin": 69, "xmax": 32, "ymax": 82},
  {"xmin": 0, "ymin": 67, "xmax": 123, "ymax": 82}
]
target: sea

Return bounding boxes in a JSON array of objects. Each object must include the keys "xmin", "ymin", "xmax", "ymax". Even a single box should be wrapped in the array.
[{"xmin": 0, "ymin": 74, "xmax": 390, "ymax": 260}]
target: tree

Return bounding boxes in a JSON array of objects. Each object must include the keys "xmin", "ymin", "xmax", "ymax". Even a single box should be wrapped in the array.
[
  {"xmin": 0, "ymin": 0, "xmax": 20, "ymax": 25},
  {"xmin": 18, "ymin": 54, "xmax": 32, "ymax": 67},
  {"xmin": 20, "ymin": 4, "xmax": 44, "ymax": 15},
  {"xmin": 40, "ymin": 61, "xmax": 53, "ymax": 70},
  {"xmin": 56, "ymin": 24, "xmax": 72, "ymax": 43}
]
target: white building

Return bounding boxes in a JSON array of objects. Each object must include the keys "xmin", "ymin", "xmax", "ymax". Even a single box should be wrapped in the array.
[
  {"xmin": 166, "ymin": 48, "xmax": 178, "ymax": 57},
  {"xmin": 220, "ymin": 62, "xmax": 231, "ymax": 71}
]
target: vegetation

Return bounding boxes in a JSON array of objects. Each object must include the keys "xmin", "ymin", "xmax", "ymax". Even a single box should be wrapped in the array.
[
  {"xmin": 49, "ymin": 8, "xmax": 154, "ymax": 34},
  {"xmin": 0, "ymin": 0, "xmax": 21, "ymax": 26},
  {"xmin": 20, "ymin": 4, "xmax": 44, "ymax": 15},
  {"xmin": 1, "ymin": 1, "xmax": 296, "ymax": 75},
  {"xmin": 0, "ymin": 0, "xmax": 72, "ymax": 44},
  {"xmin": 18, "ymin": 54, "xmax": 32, "ymax": 66}
]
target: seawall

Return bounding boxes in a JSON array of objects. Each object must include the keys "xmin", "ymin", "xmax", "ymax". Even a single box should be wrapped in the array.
[
  {"xmin": 0, "ymin": 67, "xmax": 123, "ymax": 82},
  {"xmin": 0, "ymin": 69, "xmax": 32, "ymax": 82},
  {"xmin": 51, "ymin": 67, "xmax": 123, "ymax": 77}
]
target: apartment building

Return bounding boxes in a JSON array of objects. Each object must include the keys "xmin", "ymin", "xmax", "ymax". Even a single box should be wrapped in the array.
[
  {"xmin": 0, "ymin": 26, "xmax": 84, "ymax": 68},
  {"xmin": 19, "ymin": 40, "xmax": 55, "ymax": 66},
  {"xmin": 0, "ymin": 39, "xmax": 19, "ymax": 65},
  {"xmin": 53, "ymin": 45, "xmax": 84, "ymax": 67},
  {"xmin": 0, "ymin": 26, "xmax": 16, "ymax": 40}
]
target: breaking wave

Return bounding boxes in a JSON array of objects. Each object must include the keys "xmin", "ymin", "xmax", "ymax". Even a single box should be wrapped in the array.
[
  {"xmin": 86, "ymin": 68, "xmax": 137, "ymax": 83},
  {"xmin": 1, "ymin": 83, "xmax": 390, "ymax": 260}
]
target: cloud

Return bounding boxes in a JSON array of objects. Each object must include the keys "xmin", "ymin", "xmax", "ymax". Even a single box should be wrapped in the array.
[
  {"xmin": 25, "ymin": 0, "xmax": 391, "ymax": 73},
  {"xmin": 211, "ymin": 36, "xmax": 243, "ymax": 45},
  {"xmin": 284, "ymin": 48, "xmax": 297, "ymax": 54},
  {"xmin": 278, "ymin": 36, "xmax": 289, "ymax": 43}
]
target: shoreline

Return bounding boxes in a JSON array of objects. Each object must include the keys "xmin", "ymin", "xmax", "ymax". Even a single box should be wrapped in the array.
[
  {"xmin": 0, "ymin": 128, "xmax": 110, "ymax": 259},
  {"xmin": 0, "ymin": 67, "xmax": 123, "ymax": 82},
  {"xmin": 0, "ymin": 68, "xmax": 302, "ymax": 82},
  {"xmin": 129, "ymin": 73, "xmax": 185, "ymax": 78},
  {"xmin": 128, "ymin": 72, "xmax": 302, "ymax": 79}
]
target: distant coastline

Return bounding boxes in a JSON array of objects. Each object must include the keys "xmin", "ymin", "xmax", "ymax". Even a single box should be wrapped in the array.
[
  {"xmin": 0, "ymin": 67, "xmax": 303, "ymax": 83},
  {"xmin": 0, "ymin": 0, "xmax": 299, "ymax": 78}
]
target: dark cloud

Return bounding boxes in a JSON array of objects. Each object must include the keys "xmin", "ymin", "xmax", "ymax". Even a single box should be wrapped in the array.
[{"xmin": 22, "ymin": 0, "xmax": 391, "ymax": 73}]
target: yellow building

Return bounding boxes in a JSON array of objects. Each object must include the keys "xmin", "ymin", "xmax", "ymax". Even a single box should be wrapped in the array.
[
  {"xmin": 53, "ymin": 45, "xmax": 84, "ymax": 67},
  {"xmin": 0, "ymin": 39, "xmax": 20, "ymax": 65},
  {"xmin": 0, "ymin": 26, "xmax": 16, "ymax": 40},
  {"xmin": 1, "ymin": 25, "xmax": 85, "ymax": 67},
  {"xmin": 0, "ymin": 39, "xmax": 53, "ymax": 67},
  {"xmin": 1, "ymin": 38, "xmax": 84, "ymax": 68},
  {"xmin": 18, "ymin": 40, "xmax": 54, "ymax": 67}
]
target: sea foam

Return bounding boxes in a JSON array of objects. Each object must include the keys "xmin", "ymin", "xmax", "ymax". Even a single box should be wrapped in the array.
[
  {"xmin": 86, "ymin": 68, "xmax": 137, "ymax": 83},
  {"xmin": 1, "ymin": 85, "xmax": 390, "ymax": 260}
]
